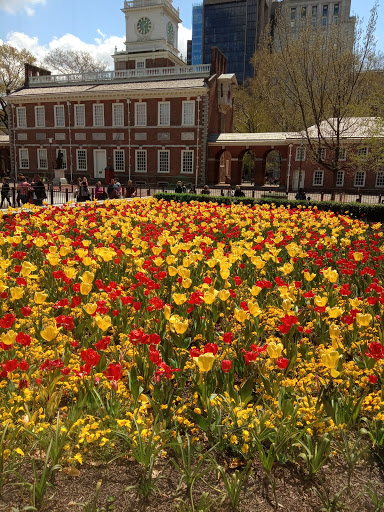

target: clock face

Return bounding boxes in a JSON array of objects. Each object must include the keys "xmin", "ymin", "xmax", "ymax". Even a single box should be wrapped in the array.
[
  {"xmin": 137, "ymin": 17, "xmax": 152, "ymax": 35},
  {"xmin": 167, "ymin": 22, "xmax": 175, "ymax": 43}
]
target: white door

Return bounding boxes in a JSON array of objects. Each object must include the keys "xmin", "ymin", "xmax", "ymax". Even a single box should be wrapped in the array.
[
  {"xmin": 94, "ymin": 150, "xmax": 107, "ymax": 179},
  {"xmin": 292, "ymin": 170, "xmax": 305, "ymax": 191}
]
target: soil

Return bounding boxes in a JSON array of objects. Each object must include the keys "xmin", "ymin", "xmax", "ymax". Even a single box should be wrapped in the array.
[{"xmin": 0, "ymin": 453, "xmax": 383, "ymax": 512}]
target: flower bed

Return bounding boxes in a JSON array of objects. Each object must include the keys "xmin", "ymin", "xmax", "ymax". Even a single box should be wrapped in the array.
[{"xmin": 0, "ymin": 198, "xmax": 383, "ymax": 510}]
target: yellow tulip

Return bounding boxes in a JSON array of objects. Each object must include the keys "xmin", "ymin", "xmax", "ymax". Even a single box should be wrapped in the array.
[
  {"xmin": 0, "ymin": 282, "xmax": 8, "ymax": 293},
  {"xmin": 323, "ymin": 267, "xmax": 338, "ymax": 283},
  {"xmin": 250, "ymin": 285, "xmax": 262, "ymax": 296},
  {"xmin": 174, "ymin": 319, "xmax": 189, "ymax": 334},
  {"xmin": 173, "ymin": 293, "xmax": 187, "ymax": 305},
  {"xmin": 95, "ymin": 315, "xmax": 112, "ymax": 331},
  {"xmin": 163, "ymin": 304, "xmax": 172, "ymax": 320},
  {"xmin": 81, "ymin": 271, "xmax": 95, "ymax": 284},
  {"xmin": 218, "ymin": 289, "xmax": 230, "ymax": 301},
  {"xmin": 179, "ymin": 268, "xmax": 191, "ymax": 279},
  {"xmin": 34, "ymin": 237, "xmax": 46, "ymax": 248},
  {"xmin": 279, "ymin": 263, "xmax": 294, "ymax": 275},
  {"xmin": 10, "ymin": 287, "xmax": 24, "ymax": 300},
  {"xmin": 321, "ymin": 349, "xmax": 340, "ymax": 377},
  {"xmin": 251, "ymin": 256, "xmax": 266, "ymax": 269},
  {"xmin": 194, "ymin": 353, "xmax": 215, "ymax": 372},
  {"xmin": 34, "ymin": 292, "xmax": 48, "ymax": 305},
  {"xmin": 46, "ymin": 253, "xmax": 60, "ymax": 266},
  {"xmin": 64, "ymin": 267, "xmax": 77, "ymax": 279},
  {"xmin": 80, "ymin": 283, "xmax": 93, "ymax": 295},
  {"xmin": 234, "ymin": 308, "xmax": 247, "ymax": 323},
  {"xmin": 168, "ymin": 266, "xmax": 178, "ymax": 277},
  {"xmin": 182, "ymin": 278, "xmax": 192, "ymax": 289},
  {"xmin": 152, "ymin": 246, "xmax": 162, "ymax": 256},
  {"xmin": 166, "ymin": 255, "xmax": 176, "ymax": 265},
  {"xmin": 349, "ymin": 298, "xmax": 361, "ymax": 308},
  {"xmin": 21, "ymin": 261, "xmax": 36, "ymax": 277},
  {"xmin": 329, "ymin": 323, "xmax": 341, "ymax": 339},
  {"xmin": 203, "ymin": 292, "xmax": 216, "ymax": 305},
  {"xmin": 314, "ymin": 296, "xmax": 328, "ymax": 308},
  {"xmin": 327, "ymin": 307, "xmax": 343, "ymax": 319},
  {"xmin": 84, "ymin": 303, "xmax": 98, "ymax": 315},
  {"xmin": 353, "ymin": 252, "xmax": 364, "ymax": 262},
  {"xmin": 1, "ymin": 330, "xmax": 17, "ymax": 346},
  {"xmin": 220, "ymin": 269, "xmax": 230, "ymax": 280},
  {"xmin": 304, "ymin": 271, "xmax": 316, "ymax": 281},
  {"xmin": 95, "ymin": 247, "xmax": 115, "ymax": 262},
  {"xmin": 154, "ymin": 257, "xmax": 163, "ymax": 267},
  {"xmin": 41, "ymin": 325, "xmax": 60, "ymax": 342},
  {"xmin": 60, "ymin": 246, "xmax": 72, "ymax": 257},
  {"xmin": 267, "ymin": 341, "xmax": 283, "ymax": 359},
  {"xmin": 248, "ymin": 301, "xmax": 261, "ymax": 317},
  {"xmin": 356, "ymin": 313, "xmax": 372, "ymax": 327},
  {"xmin": 82, "ymin": 257, "xmax": 93, "ymax": 266}
]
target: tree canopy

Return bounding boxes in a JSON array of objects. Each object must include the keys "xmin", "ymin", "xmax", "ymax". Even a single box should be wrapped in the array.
[{"xmin": 43, "ymin": 48, "xmax": 108, "ymax": 74}]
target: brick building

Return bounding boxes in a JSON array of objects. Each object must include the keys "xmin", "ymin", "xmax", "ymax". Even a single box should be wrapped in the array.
[{"xmin": 6, "ymin": 0, "xmax": 236, "ymax": 187}]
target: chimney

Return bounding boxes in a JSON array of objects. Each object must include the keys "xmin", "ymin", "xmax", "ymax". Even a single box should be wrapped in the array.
[{"xmin": 210, "ymin": 47, "xmax": 228, "ymax": 76}]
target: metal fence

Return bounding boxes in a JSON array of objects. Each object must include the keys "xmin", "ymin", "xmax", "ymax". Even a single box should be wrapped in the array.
[{"xmin": 1, "ymin": 184, "xmax": 384, "ymax": 210}]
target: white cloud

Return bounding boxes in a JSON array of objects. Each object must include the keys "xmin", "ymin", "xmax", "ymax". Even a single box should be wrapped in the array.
[
  {"xmin": 0, "ymin": 0, "xmax": 45, "ymax": 15},
  {"xmin": 178, "ymin": 24, "xmax": 192, "ymax": 61},
  {"xmin": 3, "ymin": 23, "xmax": 192, "ymax": 72}
]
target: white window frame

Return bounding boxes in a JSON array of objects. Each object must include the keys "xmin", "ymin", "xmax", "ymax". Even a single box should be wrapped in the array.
[
  {"xmin": 182, "ymin": 101, "xmax": 195, "ymax": 126},
  {"xmin": 54, "ymin": 105, "xmax": 65, "ymax": 127},
  {"xmin": 358, "ymin": 147, "xmax": 368, "ymax": 157},
  {"xmin": 35, "ymin": 106, "xmax": 45, "ymax": 128},
  {"xmin": 114, "ymin": 149, "xmax": 125, "ymax": 172},
  {"xmin": 158, "ymin": 150, "xmax": 170, "ymax": 173},
  {"xmin": 56, "ymin": 148, "xmax": 67, "ymax": 170},
  {"xmin": 181, "ymin": 150, "xmax": 194, "ymax": 174},
  {"xmin": 37, "ymin": 148, "xmax": 48, "ymax": 170},
  {"xmin": 76, "ymin": 149, "xmax": 87, "ymax": 171},
  {"xmin": 375, "ymin": 172, "xmax": 384, "ymax": 188},
  {"xmin": 16, "ymin": 107, "xmax": 27, "ymax": 128},
  {"xmin": 93, "ymin": 104, "xmax": 104, "ymax": 127},
  {"xmin": 158, "ymin": 102, "xmax": 170, "ymax": 126},
  {"xmin": 135, "ymin": 149, "xmax": 147, "ymax": 173},
  {"xmin": 339, "ymin": 148, "xmax": 347, "ymax": 161},
  {"xmin": 295, "ymin": 147, "xmax": 306, "ymax": 161},
  {"xmin": 136, "ymin": 59, "xmax": 145, "ymax": 69},
  {"xmin": 19, "ymin": 149, "xmax": 29, "ymax": 169},
  {"xmin": 318, "ymin": 148, "xmax": 326, "ymax": 160},
  {"xmin": 74, "ymin": 104, "xmax": 85, "ymax": 127},
  {"xmin": 313, "ymin": 170, "xmax": 324, "ymax": 186},
  {"xmin": 135, "ymin": 102, "xmax": 147, "ymax": 127},
  {"xmin": 112, "ymin": 103, "xmax": 124, "ymax": 127},
  {"xmin": 354, "ymin": 171, "xmax": 366, "ymax": 187},
  {"xmin": 336, "ymin": 170, "xmax": 344, "ymax": 187}
]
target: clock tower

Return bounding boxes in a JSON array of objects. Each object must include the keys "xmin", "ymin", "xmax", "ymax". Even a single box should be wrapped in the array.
[{"xmin": 113, "ymin": 0, "xmax": 185, "ymax": 71}]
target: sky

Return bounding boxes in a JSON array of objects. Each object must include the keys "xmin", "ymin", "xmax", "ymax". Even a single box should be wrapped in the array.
[{"xmin": 0, "ymin": 0, "xmax": 383, "ymax": 71}]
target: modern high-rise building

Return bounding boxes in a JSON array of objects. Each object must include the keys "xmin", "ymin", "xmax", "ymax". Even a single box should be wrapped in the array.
[
  {"xmin": 192, "ymin": 4, "xmax": 204, "ymax": 65},
  {"xmin": 202, "ymin": 0, "xmax": 271, "ymax": 83}
]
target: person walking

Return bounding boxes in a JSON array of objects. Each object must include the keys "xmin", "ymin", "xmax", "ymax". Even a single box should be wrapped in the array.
[
  {"xmin": 0, "ymin": 177, "xmax": 11, "ymax": 209},
  {"xmin": 31, "ymin": 175, "xmax": 46, "ymax": 206}
]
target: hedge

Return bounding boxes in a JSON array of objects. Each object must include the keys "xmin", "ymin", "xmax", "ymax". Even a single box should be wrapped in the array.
[{"xmin": 153, "ymin": 193, "xmax": 384, "ymax": 222}]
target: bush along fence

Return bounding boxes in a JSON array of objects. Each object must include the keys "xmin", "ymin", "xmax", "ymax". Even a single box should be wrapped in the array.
[{"xmin": 153, "ymin": 192, "xmax": 384, "ymax": 222}]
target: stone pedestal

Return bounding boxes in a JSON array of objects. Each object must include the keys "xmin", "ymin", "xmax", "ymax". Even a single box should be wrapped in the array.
[{"xmin": 54, "ymin": 168, "xmax": 65, "ymax": 179}]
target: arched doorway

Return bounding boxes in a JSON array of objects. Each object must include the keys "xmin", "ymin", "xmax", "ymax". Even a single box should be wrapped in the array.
[
  {"xmin": 241, "ymin": 151, "xmax": 256, "ymax": 183},
  {"xmin": 215, "ymin": 149, "xmax": 232, "ymax": 184},
  {"xmin": 264, "ymin": 150, "xmax": 281, "ymax": 185}
]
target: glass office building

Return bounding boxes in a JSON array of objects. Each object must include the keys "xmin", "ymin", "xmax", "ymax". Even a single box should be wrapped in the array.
[
  {"xmin": 203, "ymin": 0, "xmax": 267, "ymax": 83},
  {"xmin": 192, "ymin": 4, "xmax": 204, "ymax": 65}
]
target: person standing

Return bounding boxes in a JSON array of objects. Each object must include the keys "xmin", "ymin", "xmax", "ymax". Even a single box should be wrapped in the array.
[
  {"xmin": 31, "ymin": 175, "xmax": 46, "ymax": 206},
  {"xmin": 114, "ymin": 178, "xmax": 122, "ymax": 199},
  {"xmin": 95, "ymin": 181, "xmax": 106, "ymax": 200},
  {"xmin": 18, "ymin": 176, "xmax": 31, "ymax": 205},
  {"xmin": 125, "ymin": 180, "xmax": 136, "ymax": 198},
  {"xmin": 234, "ymin": 185, "xmax": 245, "ymax": 197},
  {"xmin": 201, "ymin": 185, "xmax": 210, "ymax": 195},
  {"xmin": 0, "ymin": 177, "xmax": 11, "ymax": 208}
]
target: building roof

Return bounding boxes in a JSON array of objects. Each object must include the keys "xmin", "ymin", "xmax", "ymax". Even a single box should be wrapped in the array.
[
  {"xmin": 208, "ymin": 132, "xmax": 295, "ymax": 145},
  {"xmin": 8, "ymin": 78, "xmax": 207, "ymax": 100},
  {"xmin": 304, "ymin": 118, "xmax": 384, "ymax": 139}
]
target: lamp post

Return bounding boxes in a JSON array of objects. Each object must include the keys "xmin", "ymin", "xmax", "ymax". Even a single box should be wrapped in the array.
[
  {"xmin": 298, "ymin": 138, "xmax": 304, "ymax": 191},
  {"xmin": 48, "ymin": 138, "xmax": 53, "ymax": 188}
]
